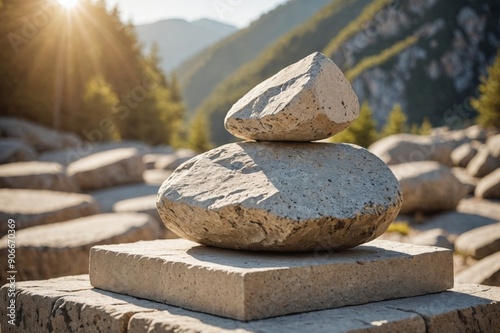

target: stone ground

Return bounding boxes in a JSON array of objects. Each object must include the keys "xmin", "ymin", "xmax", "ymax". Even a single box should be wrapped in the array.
[{"xmin": 0, "ymin": 275, "xmax": 499, "ymax": 333}]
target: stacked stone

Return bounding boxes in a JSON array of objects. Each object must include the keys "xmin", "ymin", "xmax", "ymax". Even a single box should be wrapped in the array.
[{"xmin": 157, "ymin": 52, "xmax": 403, "ymax": 251}]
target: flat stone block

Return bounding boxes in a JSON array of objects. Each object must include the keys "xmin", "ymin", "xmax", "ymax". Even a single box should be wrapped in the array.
[
  {"xmin": 90, "ymin": 239, "xmax": 453, "ymax": 321},
  {"xmin": 1, "ymin": 276, "xmax": 499, "ymax": 333}
]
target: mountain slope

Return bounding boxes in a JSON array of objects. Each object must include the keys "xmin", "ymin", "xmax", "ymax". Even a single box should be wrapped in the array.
[
  {"xmin": 136, "ymin": 18, "xmax": 237, "ymax": 72},
  {"xmin": 199, "ymin": 0, "xmax": 500, "ymax": 145},
  {"xmin": 175, "ymin": 0, "xmax": 333, "ymax": 113}
]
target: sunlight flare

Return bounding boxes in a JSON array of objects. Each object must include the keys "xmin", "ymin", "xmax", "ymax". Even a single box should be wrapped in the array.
[{"xmin": 56, "ymin": 0, "xmax": 79, "ymax": 9}]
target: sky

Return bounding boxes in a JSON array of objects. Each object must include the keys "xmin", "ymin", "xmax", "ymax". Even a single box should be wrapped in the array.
[{"xmin": 106, "ymin": 0, "xmax": 291, "ymax": 28}]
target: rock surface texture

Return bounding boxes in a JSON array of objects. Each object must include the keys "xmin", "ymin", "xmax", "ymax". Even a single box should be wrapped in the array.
[
  {"xmin": 157, "ymin": 142, "xmax": 402, "ymax": 251},
  {"xmin": 90, "ymin": 239, "xmax": 452, "ymax": 321},
  {"xmin": 0, "ymin": 161, "xmax": 79, "ymax": 192},
  {"xmin": 67, "ymin": 148, "xmax": 145, "ymax": 191},
  {"xmin": 224, "ymin": 52, "xmax": 359, "ymax": 141},
  {"xmin": 1, "ymin": 275, "xmax": 499, "ymax": 333},
  {"xmin": 390, "ymin": 161, "xmax": 467, "ymax": 214},
  {"xmin": 0, "ymin": 213, "xmax": 161, "ymax": 281}
]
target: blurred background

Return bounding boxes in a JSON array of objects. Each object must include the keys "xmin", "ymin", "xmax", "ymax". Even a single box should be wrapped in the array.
[
  {"xmin": 0, "ymin": 0, "xmax": 499, "ymax": 285},
  {"xmin": 1, "ymin": 0, "xmax": 499, "ymax": 150}
]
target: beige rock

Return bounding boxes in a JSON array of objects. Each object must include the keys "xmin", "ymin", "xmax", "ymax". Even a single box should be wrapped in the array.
[
  {"xmin": 455, "ymin": 252, "xmax": 500, "ymax": 286},
  {"xmin": 0, "ymin": 138, "xmax": 36, "ymax": 164},
  {"xmin": 466, "ymin": 146, "xmax": 500, "ymax": 178},
  {"xmin": 158, "ymin": 142, "xmax": 402, "ymax": 251},
  {"xmin": 155, "ymin": 149, "xmax": 197, "ymax": 170},
  {"xmin": 451, "ymin": 141, "xmax": 481, "ymax": 167},
  {"xmin": 475, "ymin": 168, "xmax": 500, "ymax": 199},
  {"xmin": 451, "ymin": 167, "xmax": 479, "ymax": 194},
  {"xmin": 0, "ymin": 161, "xmax": 79, "ymax": 192},
  {"xmin": 143, "ymin": 169, "xmax": 172, "ymax": 185},
  {"xmin": 90, "ymin": 239, "xmax": 452, "ymax": 321},
  {"xmin": 455, "ymin": 222, "xmax": 500, "ymax": 260},
  {"xmin": 487, "ymin": 134, "xmax": 500, "ymax": 158},
  {"xmin": 224, "ymin": 52, "xmax": 359, "ymax": 141},
  {"xmin": 90, "ymin": 182, "xmax": 159, "ymax": 212},
  {"xmin": 67, "ymin": 148, "xmax": 145, "ymax": 191},
  {"xmin": 390, "ymin": 161, "xmax": 467, "ymax": 214},
  {"xmin": 2, "ymin": 275, "xmax": 500, "ymax": 333},
  {"xmin": 0, "ymin": 116, "xmax": 81, "ymax": 152},
  {"xmin": 0, "ymin": 213, "xmax": 161, "ymax": 281},
  {"xmin": 0, "ymin": 189, "xmax": 100, "ymax": 235},
  {"xmin": 407, "ymin": 228, "xmax": 453, "ymax": 250}
]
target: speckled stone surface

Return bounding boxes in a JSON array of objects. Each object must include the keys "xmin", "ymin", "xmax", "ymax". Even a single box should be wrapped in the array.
[
  {"xmin": 89, "ymin": 239, "xmax": 453, "ymax": 321},
  {"xmin": 224, "ymin": 52, "xmax": 359, "ymax": 142},
  {"xmin": 2, "ymin": 275, "xmax": 498, "ymax": 333},
  {"xmin": 157, "ymin": 142, "xmax": 402, "ymax": 251}
]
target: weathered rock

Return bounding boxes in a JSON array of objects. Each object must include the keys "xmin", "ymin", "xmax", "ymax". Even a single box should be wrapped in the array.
[
  {"xmin": 224, "ymin": 52, "xmax": 359, "ymax": 141},
  {"xmin": 451, "ymin": 167, "xmax": 479, "ymax": 194},
  {"xmin": 476, "ymin": 168, "xmax": 500, "ymax": 199},
  {"xmin": 143, "ymin": 169, "xmax": 172, "ymax": 186},
  {"xmin": 0, "ymin": 189, "xmax": 100, "ymax": 235},
  {"xmin": 451, "ymin": 141, "xmax": 481, "ymax": 167},
  {"xmin": 0, "ymin": 117, "xmax": 81, "ymax": 152},
  {"xmin": 487, "ymin": 134, "xmax": 500, "ymax": 158},
  {"xmin": 90, "ymin": 183, "xmax": 159, "ymax": 212},
  {"xmin": 455, "ymin": 252, "xmax": 500, "ymax": 286},
  {"xmin": 0, "ymin": 213, "xmax": 161, "ymax": 281},
  {"xmin": 390, "ymin": 161, "xmax": 467, "ymax": 214},
  {"xmin": 157, "ymin": 142, "xmax": 402, "ymax": 251},
  {"xmin": 0, "ymin": 161, "xmax": 79, "ymax": 192},
  {"xmin": 155, "ymin": 149, "xmax": 197, "ymax": 170},
  {"xmin": 67, "ymin": 148, "xmax": 145, "ymax": 191},
  {"xmin": 415, "ymin": 211, "xmax": 497, "ymax": 236},
  {"xmin": 2, "ymin": 275, "xmax": 499, "ymax": 333},
  {"xmin": 466, "ymin": 146, "xmax": 500, "ymax": 178},
  {"xmin": 455, "ymin": 222, "xmax": 500, "ymax": 260},
  {"xmin": 0, "ymin": 138, "xmax": 36, "ymax": 164},
  {"xmin": 151, "ymin": 144, "xmax": 175, "ymax": 154},
  {"xmin": 90, "ymin": 239, "xmax": 452, "ymax": 321},
  {"xmin": 407, "ymin": 229, "xmax": 454, "ymax": 250},
  {"xmin": 38, "ymin": 140, "xmax": 151, "ymax": 166}
]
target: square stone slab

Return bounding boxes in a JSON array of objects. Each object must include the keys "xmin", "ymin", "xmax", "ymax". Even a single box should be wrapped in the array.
[{"xmin": 89, "ymin": 239, "xmax": 453, "ymax": 321}]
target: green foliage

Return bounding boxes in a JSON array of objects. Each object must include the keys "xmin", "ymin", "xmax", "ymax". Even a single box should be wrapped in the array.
[
  {"xmin": 0, "ymin": 0, "xmax": 186, "ymax": 145},
  {"xmin": 188, "ymin": 112, "xmax": 213, "ymax": 153},
  {"xmin": 329, "ymin": 101, "xmax": 378, "ymax": 147},
  {"xmin": 381, "ymin": 104, "xmax": 408, "ymax": 137},
  {"xmin": 418, "ymin": 117, "xmax": 432, "ymax": 135},
  {"xmin": 323, "ymin": 0, "xmax": 394, "ymax": 57},
  {"xmin": 77, "ymin": 75, "xmax": 119, "ymax": 140},
  {"xmin": 346, "ymin": 35, "xmax": 418, "ymax": 81},
  {"xmin": 471, "ymin": 49, "xmax": 500, "ymax": 129}
]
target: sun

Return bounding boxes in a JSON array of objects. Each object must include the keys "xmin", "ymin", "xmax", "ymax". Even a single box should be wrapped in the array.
[{"xmin": 56, "ymin": 0, "xmax": 79, "ymax": 9}]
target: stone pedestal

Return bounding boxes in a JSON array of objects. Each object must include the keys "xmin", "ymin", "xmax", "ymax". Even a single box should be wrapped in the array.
[
  {"xmin": 1, "ymin": 275, "xmax": 499, "ymax": 333},
  {"xmin": 89, "ymin": 239, "xmax": 453, "ymax": 321}
]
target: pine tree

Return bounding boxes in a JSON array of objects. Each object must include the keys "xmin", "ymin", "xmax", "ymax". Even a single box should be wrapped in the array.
[
  {"xmin": 188, "ymin": 112, "xmax": 213, "ymax": 153},
  {"xmin": 329, "ymin": 101, "xmax": 378, "ymax": 148},
  {"xmin": 471, "ymin": 49, "xmax": 500, "ymax": 129},
  {"xmin": 381, "ymin": 104, "xmax": 408, "ymax": 137},
  {"xmin": 418, "ymin": 117, "xmax": 432, "ymax": 135},
  {"xmin": 76, "ymin": 75, "xmax": 119, "ymax": 140}
]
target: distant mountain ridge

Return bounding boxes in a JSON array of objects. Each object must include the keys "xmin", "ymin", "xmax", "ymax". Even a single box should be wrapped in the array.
[
  {"xmin": 196, "ymin": 0, "xmax": 500, "ymax": 145},
  {"xmin": 175, "ymin": 0, "xmax": 333, "ymax": 113},
  {"xmin": 135, "ymin": 18, "xmax": 237, "ymax": 72}
]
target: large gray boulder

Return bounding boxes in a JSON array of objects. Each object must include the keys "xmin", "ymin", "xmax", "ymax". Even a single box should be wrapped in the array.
[
  {"xmin": 0, "ymin": 189, "xmax": 100, "ymax": 234},
  {"xmin": 0, "ymin": 117, "xmax": 80, "ymax": 152},
  {"xmin": 67, "ymin": 148, "xmax": 145, "ymax": 191},
  {"xmin": 390, "ymin": 161, "xmax": 467, "ymax": 214},
  {"xmin": 0, "ymin": 138, "xmax": 36, "ymax": 164},
  {"xmin": 157, "ymin": 142, "xmax": 402, "ymax": 251},
  {"xmin": 224, "ymin": 52, "xmax": 359, "ymax": 142},
  {"xmin": 475, "ymin": 168, "xmax": 500, "ymax": 199},
  {"xmin": 0, "ymin": 161, "xmax": 79, "ymax": 192}
]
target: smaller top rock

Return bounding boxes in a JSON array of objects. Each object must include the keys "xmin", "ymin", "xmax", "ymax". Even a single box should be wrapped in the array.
[{"xmin": 224, "ymin": 52, "xmax": 359, "ymax": 142}]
